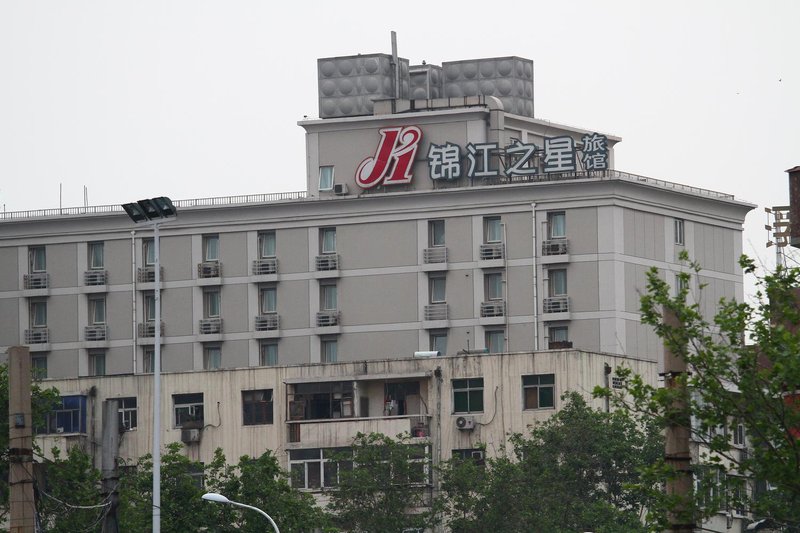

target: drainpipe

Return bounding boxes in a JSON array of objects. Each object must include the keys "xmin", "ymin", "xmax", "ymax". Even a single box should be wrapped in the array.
[
  {"xmin": 531, "ymin": 203, "xmax": 539, "ymax": 351},
  {"xmin": 501, "ymin": 222, "xmax": 509, "ymax": 352},
  {"xmin": 486, "ymin": 96, "xmax": 504, "ymax": 147},
  {"xmin": 131, "ymin": 231, "xmax": 137, "ymax": 373}
]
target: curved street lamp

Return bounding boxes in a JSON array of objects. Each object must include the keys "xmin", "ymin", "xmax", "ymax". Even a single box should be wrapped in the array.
[{"xmin": 201, "ymin": 492, "xmax": 280, "ymax": 533}]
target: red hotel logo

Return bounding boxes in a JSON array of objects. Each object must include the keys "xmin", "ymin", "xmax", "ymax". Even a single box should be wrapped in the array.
[{"xmin": 355, "ymin": 126, "xmax": 422, "ymax": 189}]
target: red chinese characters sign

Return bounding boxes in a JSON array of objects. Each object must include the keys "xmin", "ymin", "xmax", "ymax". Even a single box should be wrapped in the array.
[{"xmin": 355, "ymin": 126, "xmax": 422, "ymax": 189}]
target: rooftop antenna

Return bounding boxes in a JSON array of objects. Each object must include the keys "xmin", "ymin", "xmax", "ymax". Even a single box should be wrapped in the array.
[{"xmin": 390, "ymin": 31, "xmax": 399, "ymax": 107}]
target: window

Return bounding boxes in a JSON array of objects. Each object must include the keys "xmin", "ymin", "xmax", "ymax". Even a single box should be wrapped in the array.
[
  {"xmin": 117, "ymin": 397, "xmax": 137, "ymax": 430},
  {"xmin": 321, "ymin": 338, "xmax": 338, "ymax": 363},
  {"xmin": 258, "ymin": 231, "xmax": 276, "ymax": 258},
  {"xmin": 203, "ymin": 235, "xmax": 219, "ymax": 262},
  {"xmin": 88, "ymin": 242, "xmax": 104, "ymax": 270},
  {"xmin": 290, "ymin": 448, "xmax": 352, "ymax": 490},
  {"xmin": 674, "ymin": 218, "xmax": 685, "ymax": 245},
  {"xmin": 143, "ymin": 239, "xmax": 155, "ymax": 266},
  {"xmin": 142, "ymin": 348, "xmax": 161, "ymax": 373},
  {"xmin": 242, "ymin": 389, "xmax": 274, "ymax": 425},
  {"xmin": 320, "ymin": 227, "xmax": 336, "ymax": 254},
  {"xmin": 30, "ymin": 300, "xmax": 47, "ymax": 327},
  {"xmin": 259, "ymin": 286, "xmax": 277, "ymax": 314},
  {"xmin": 548, "ymin": 268, "xmax": 567, "ymax": 296},
  {"xmin": 430, "ymin": 331, "xmax": 447, "ymax": 355},
  {"xmin": 675, "ymin": 273, "xmax": 689, "ymax": 297},
  {"xmin": 453, "ymin": 378, "xmax": 484, "ymax": 413},
  {"xmin": 38, "ymin": 395, "xmax": 87, "ymax": 434},
  {"xmin": 549, "ymin": 326, "xmax": 568, "ymax": 343},
  {"xmin": 260, "ymin": 341, "xmax": 278, "ymax": 366},
  {"xmin": 29, "ymin": 246, "xmax": 46, "ymax": 273},
  {"xmin": 204, "ymin": 289, "xmax": 220, "ymax": 318},
  {"xmin": 485, "ymin": 329, "xmax": 505, "ymax": 353},
  {"xmin": 144, "ymin": 292, "xmax": 156, "ymax": 322},
  {"xmin": 732, "ymin": 420, "xmax": 746, "ymax": 447},
  {"xmin": 290, "ymin": 381, "xmax": 355, "ymax": 420},
  {"xmin": 484, "ymin": 216, "xmax": 502, "ymax": 243},
  {"xmin": 89, "ymin": 297, "xmax": 106, "ymax": 325},
  {"xmin": 32, "ymin": 355, "xmax": 48, "ymax": 378},
  {"xmin": 548, "ymin": 212, "xmax": 566, "ymax": 239},
  {"xmin": 485, "ymin": 272, "xmax": 503, "ymax": 300},
  {"xmin": 523, "ymin": 374, "xmax": 555, "ymax": 409},
  {"xmin": 203, "ymin": 345, "xmax": 221, "ymax": 370},
  {"xmin": 452, "ymin": 449, "xmax": 486, "ymax": 466},
  {"xmin": 173, "ymin": 393, "xmax": 204, "ymax": 428},
  {"xmin": 89, "ymin": 351, "xmax": 106, "ymax": 376},
  {"xmin": 429, "ymin": 275, "xmax": 446, "ymax": 303},
  {"xmin": 319, "ymin": 166, "xmax": 335, "ymax": 191},
  {"xmin": 321, "ymin": 283, "xmax": 337, "ymax": 311},
  {"xmin": 429, "ymin": 220, "xmax": 445, "ymax": 247}
]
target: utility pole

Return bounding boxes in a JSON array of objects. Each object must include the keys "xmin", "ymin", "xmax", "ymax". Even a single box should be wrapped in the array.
[
  {"xmin": 101, "ymin": 399, "xmax": 120, "ymax": 533},
  {"xmin": 8, "ymin": 346, "xmax": 36, "ymax": 532}
]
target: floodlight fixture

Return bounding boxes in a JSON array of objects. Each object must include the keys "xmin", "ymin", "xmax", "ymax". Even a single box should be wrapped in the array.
[{"xmin": 122, "ymin": 197, "xmax": 177, "ymax": 223}]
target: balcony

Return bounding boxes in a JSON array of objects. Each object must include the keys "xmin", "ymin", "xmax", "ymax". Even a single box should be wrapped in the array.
[
  {"xmin": 316, "ymin": 311, "xmax": 339, "ymax": 327},
  {"xmin": 25, "ymin": 328, "xmax": 49, "ymax": 344},
  {"xmin": 287, "ymin": 415, "xmax": 432, "ymax": 446},
  {"xmin": 255, "ymin": 312, "xmax": 280, "ymax": 331},
  {"xmin": 198, "ymin": 261, "xmax": 221, "ymax": 278},
  {"xmin": 84, "ymin": 325, "xmax": 107, "ymax": 341},
  {"xmin": 252, "ymin": 258, "xmax": 278, "ymax": 275},
  {"xmin": 83, "ymin": 270, "xmax": 108, "ymax": 286},
  {"xmin": 480, "ymin": 301, "xmax": 506, "ymax": 318},
  {"xmin": 548, "ymin": 340, "xmax": 573, "ymax": 349},
  {"xmin": 137, "ymin": 266, "xmax": 163, "ymax": 283},
  {"xmin": 199, "ymin": 318, "xmax": 223, "ymax": 335},
  {"xmin": 542, "ymin": 239, "xmax": 568, "ymax": 256},
  {"xmin": 424, "ymin": 303, "xmax": 448, "ymax": 321},
  {"xmin": 423, "ymin": 247, "xmax": 448, "ymax": 264},
  {"xmin": 24, "ymin": 272, "xmax": 49, "ymax": 289},
  {"xmin": 543, "ymin": 296, "xmax": 570, "ymax": 313},
  {"xmin": 479, "ymin": 243, "xmax": 504, "ymax": 260},
  {"xmin": 315, "ymin": 254, "xmax": 339, "ymax": 271},
  {"xmin": 137, "ymin": 321, "xmax": 164, "ymax": 338}
]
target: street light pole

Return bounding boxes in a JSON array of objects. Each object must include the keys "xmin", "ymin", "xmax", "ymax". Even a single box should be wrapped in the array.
[{"xmin": 202, "ymin": 492, "xmax": 280, "ymax": 533}]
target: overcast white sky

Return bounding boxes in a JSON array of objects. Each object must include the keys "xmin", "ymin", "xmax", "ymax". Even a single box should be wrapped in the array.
[{"xmin": 1, "ymin": 0, "xmax": 798, "ymax": 273}]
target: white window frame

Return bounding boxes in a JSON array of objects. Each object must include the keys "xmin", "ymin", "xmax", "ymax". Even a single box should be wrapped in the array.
[
  {"xmin": 203, "ymin": 345, "xmax": 222, "ymax": 370},
  {"xmin": 430, "ymin": 331, "xmax": 447, "ymax": 355},
  {"xmin": 258, "ymin": 231, "xmax": 276, "ymax": 258},
  {"xmin": 203, "ymin": 235, "xmax": 220, "ymax": 262},
  {"xmin": 143, "ymin": 239, "xmax": 156, "ymax": 266},
  {"xmin": 89, "ymin": 296, "xmax": 106, "ymax": 325},
  {"xmin": 89, "ymin": 350, "xmax": 106, "ymax": 377},
  {"xmin": 429, "ymin": 220, "xmax": 445, "ymax": 247},
  {"xmin": 144, "ymin": 293, "xmax": 156, "ymax": 322},
  {"xmin": 259, "ymin": 341, "xmax": 278, "ymax": 366},
  {"xmin": 452, "ymin": 378, "xmax": 484, "ymax": 414},
  {"xmin": 319, "ymin": 166, "xmax": 335, "ymax": 191},
  {"xmin": 429, "ymin": 276, "xmax": 446, "ymax": 304},
  {"xmin": 549, "ymin": 268, "xmax": 567, "ymax": 296},
  {"xmin": 320, "ymin": 227, "xmax": 337, "ymax": 254},
  {"xmin": 321, "ymin": 338, "xmax": 338, "ymax": 363},
  {"xmin": 549, "ymin": 326, "xmax": 568, "ymax": 343},
  {"xmin": 485, "ymin": 329, "xmax": 505, "ymax": 353},
  {"xmin": 548, "ymin": 212, "xmax": 566, "ymax": 239},
  {"xmin": 242, "ymin": 389, "xmax": 274, "ymax": 426},
  {"xmin": 204, "ymin": 289, "xmax": 221, "ymax": 318},
  {"xmin": 30, "ymin": 300, "xmax": 47, "ymax": 328},
  {"xmin": 321, "ymin": 283, "xmax": 337, "ymax": 311},
  {"xmin": 485, "ymin": 272, "xmax": 503, "ymax": 300},
  {"xmin": 484, "ymin": 216, "xmax": 502, "ymax": 243},
  {"xmin": 29, "ymin": 246, "xmax": 46, "ymax": 273},
  {"xmin": 522, "ymin": 374, "xmax": 556, "ymax": 410},
  {"xmin": 674, "ymin": 218, "xmax": 685, "ymax": 245},
  {"xmin": 88, "ymin": 242, "xmax": 104, "ymax": 270},
  {"xmin": 117, "ymin": 397, "xmax": 138, "ymax": 430},
  {"xmin": 260, "ymin": 286, "xmax": 277, "ymax": 314},
  {"xmin": 173, "ymin": 393, "xmax": 204, "ymax": 428}
]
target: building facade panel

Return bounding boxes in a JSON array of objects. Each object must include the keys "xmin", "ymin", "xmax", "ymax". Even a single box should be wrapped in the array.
[
  {"xmin": 339, "ymin": 220, "xmax": 418, "ymax": 269},
  {"xmin": 158, "ymin": 235, "xmax": 193, "ymax": 282},
  {"xmin": 49, "ymin": 243, "xmax": 78, "ymax": 289},
  {"xmin": 161, "ymin": 286, "xmax": 195, "ymax": 337},
  {"xmin": 0, "ymin": 247, "xmax": 19, "ymax": 291},
  {"xmin": 338, "ymin": 273, "xmax": 418, "ymax": 326}
]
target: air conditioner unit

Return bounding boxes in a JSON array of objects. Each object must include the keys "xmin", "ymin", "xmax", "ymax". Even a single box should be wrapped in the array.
[
  {"xmin": 333, "ymin": 183, "xmax": 349, "ymax": 195},
  {"xmin": 56, "ymin": 427, "xmax": 65, "ymax": 434},
  {"xmin": 471, "ymin": 450, "xmax": 485, "ymax": 461},
  {"xmin": 455, "ymin": 416, "xmax": 475, "ymax": 431},
  {"xmin": 181, "ymin": 428, "xmax": 201, "ymax": 444}
]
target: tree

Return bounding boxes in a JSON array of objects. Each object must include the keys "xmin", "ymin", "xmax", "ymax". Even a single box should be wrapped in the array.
[
  {"xmin": 597, "ymin": 255, "xmax": 800, "ymax": 529},
  {"xmin": 327, "ymin": 432, "xmax": 440, "ymax": 532},
  {"xmin": 438, "ymin": 392, "xmax": 662, "ymax": 532}
]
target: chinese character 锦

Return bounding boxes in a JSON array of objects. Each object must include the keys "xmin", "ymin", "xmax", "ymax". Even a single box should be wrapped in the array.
[{"xmin": 427, "ymin": 143, "xmax": 462, "ymax": 181}]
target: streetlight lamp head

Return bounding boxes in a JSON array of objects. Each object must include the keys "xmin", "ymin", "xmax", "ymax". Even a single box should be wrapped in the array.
[
  {"xmin": 202, "ymin": 492, "xmax": 230, "ymax": 504},
  {"xmin": 122, "ymin": 202, "xmax": 149, "ymax": 223},
  {"xmin": 122, "ymin": 197, "xmax": 177, "ymax": 223}
]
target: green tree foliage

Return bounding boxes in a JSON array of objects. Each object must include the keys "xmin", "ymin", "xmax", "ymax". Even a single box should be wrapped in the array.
[
  {"xmin": 439, "ymin": 392, "xmax": 662, "ymax": 532},
  {"xmin": 597, "ymin": 254, "xmax": 800, "ymax": 529},
  {"xmin": 327, "ymin": 432, "xmax": 440, "ymax": 533}
]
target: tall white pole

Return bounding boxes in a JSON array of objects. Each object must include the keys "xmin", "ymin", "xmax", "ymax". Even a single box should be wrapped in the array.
[{"xmin": 153, "ymin": 221, "xmax": 162, "ymax": 533}]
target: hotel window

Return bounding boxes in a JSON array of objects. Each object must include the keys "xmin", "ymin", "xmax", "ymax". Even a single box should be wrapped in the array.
[
  {"xmin": 30, "ymin": 300, "xmax": 47, "ymax": 328},
  {"xmin": 319, "ymin": 166, "xmax": 335, "ymax": 191},
  {"xmin": 429, "ymin": 275, "xmax": 446, "ymax": 303},
  {"xmin": 117, "ymin": 397, "xmax": 138, "ymax": 431},
  {"xmin": 173, "ymin": 393, "xmax": 204, "ymax": 428},
  {"xmin": 203, "ymin": 234, "xmax": 220, "ymax": 262},
  {"xmin": 143, "ymin": 239, "xmax": 156, "ymax": 266},
  {"xmin": 320, "ymin": 227, "xmax": 337, "ymax": 254},
  {"xmin": 321, "ymin": 338, "xmax": 338, "ymax": 363},
  {"xmin": 548, "ymin": 212, "xmax": 566, "ymax": 239},
  {"xmin": 674, "ymin": 218, "xmax": 685, "ymax": 245},
  {"xmin": 484, "ymin": 216, "xmax": 502, "ymax": 243},
  {"xmin": 548, "ymin": 269, "xmax": 567, "ymax": 296},
  {"xmin": 89, "ymin": 296, "xmax": 106, "ymax": 325},
  {"xmin": 142, "ymin": 348, "xmax": 159, "ymax": 373},
  {"xmin": 523, "ymin": 374, "xmax": 555, "ymax": 410},
  {"xmin": 88, "ymin": 242, "xmax": 104, "ymax": 270},
  {"xmin": 453, "ymin": 378, "xmax": 484, "ymax": 414},
  {"xmin": 321, "ymin": 283, "xmax": 337, "ymax": 311},
  {"xmin": 675, "ymin": 273, "xmax": 689, "ymax": 297},
  {"xmin": 259, "ymin": 286, "xmax": 277, "ymax": 314},
  {"xmin": 430, "ymin": 331, "xmax": 448, "ymax": 355},
  {"xmin": 260, "ymin": 341, "xmax": 278, "ymax": 366},
  {"xmin": 549, "ymin": 326, "xmax": 569, "ymax": 343},
  {"xmin": 429, "ymin": 220, "xmax": 445, "ymax": 247},
  {"xmin": 29, "ymin": 246, "xmax": 46, "ymax": 273},
  {"xmin": 258, "ymin": 231, "xmax": 276, "ymax": 258},
  {"xmin": 204, "ymin": 289, "xmax": 221, "ymax": 318},
  {"xmin": 242, "ymin": 389, "xmax": 274, "ymax": 425},
  {"xmin": 89, "ymin": 350, "xmax": 106, "ymax": 376},
  {"xmin": 485, "ymin": 329, "xmax": 505, "ymax": 353},
  {"xmin": 204, "ymin": 345, "xmax": 222, "ymax": 370},
  {"xmin": 485, "ymin": 272, "xmax": 503, "ymax": 300},
  {"xmin": 144, "ymin": 292, "xmax": 156, "ymax": 321},
  {"xmin": 32, "ymin": 355, "xmax": 48, "ymax": 378}
]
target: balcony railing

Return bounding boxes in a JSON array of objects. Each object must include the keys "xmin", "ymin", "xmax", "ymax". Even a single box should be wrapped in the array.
[
  {"xmin": 316, "ymin": 254, "xmax": 340, "ymax": 271},
  {"xmin": 137, "ymin": 321, "xmax": 164, "ymax": 337},
  {"xmin": 316, "ymin": 311, "xmax": 339, "ymax": 327},
  {"xmin": 24, "ymin": 272, "xmax": 49, "ymax": 289},
  {"xmin": 198, "ymin": 261, "xmax": 221, "ymax": 278},
  {"xmin": 199, "ymin": 318, "xmax": 223, "ymax": 334},
  {"xmin": 252, "ymin": 258, "xmax": 278, "ymax": 275},
  {"xmin": 423, "ymin": 247, "xmax": 448, "ymax": 264},
  {"xmin": 424, "ymin": 303, "xmax": 448, "ymax": 321},
  {"xmin": 255, "ymin": 313, "xmax": 280, "ymax": 331},
  {"xmin": 543, "ymin": 296, "xmax": 570, "ymax": 313},
  {"xmin": 548, "ymin": 340, "xmax": 573, "ymax": 349},
  {"xmin": 84, "ymin": 325, "xmax": 107, "ymax": 341},
  {"xmin": 137, "ymin": 266, "xmax": 163, "ymax": 283},
  {"xmin": 542, "ymin": 239, "xmax": 568, "ymax": 256},
  {"xmin": 84, "ymin": 270, "xmax": 108, "ymax": 285},
  {"xmin": 479, "ymin": 243, "xmax": 504, "ymax": 260},
  {"xmin": 480, "ymin": 300, "xmax": 506, "ymax": 317},
  {"xmin": 25, "ymin": 328, "xmax": 49, "ymax": 344}
]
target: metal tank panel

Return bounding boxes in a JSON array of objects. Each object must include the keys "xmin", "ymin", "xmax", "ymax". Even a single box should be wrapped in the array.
[
  {"xmin": 409, "ymin": 64, "xmax": 444, "ymax": 100},
  {"xmin": 442, "ymin": 57, "xmax": 534, "ymax": 117}
]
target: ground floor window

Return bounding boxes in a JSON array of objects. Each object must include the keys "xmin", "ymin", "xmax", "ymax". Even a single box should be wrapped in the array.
[{"xmin": 289, "ymin": 448, "xmax": 352, "ymax": 490}]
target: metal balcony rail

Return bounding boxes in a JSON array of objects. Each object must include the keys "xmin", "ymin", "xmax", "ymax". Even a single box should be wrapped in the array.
[
  {"xmin": 543, "ymin": 295, "xmax": 570, "ymax": 313},
  {"xmin": 255, "ymin": 313, "xmax": 280, "ymax": 331},
  {"xmin": 24, "ymin": 272, "xmax": 49, "ymax": 289},
  {"xmin": 479, "ymin": 243, "xmax": 504, "ymax": 260},
  {"xmin": 25, "ymin": 328, "xmax": 49, "ymax": 344},
  {"xmin": 548, "ymin": 340, "xmax": 573, "ymax": 349},
  {"xmin": 480, "ymin": 301, "xmax": 506, "ymax": 317},
  {"xmin": 315, "ymin": 254, "xmax": 340, "ymax": 271},
  {"xmin": 542, "ymin": 239, "xmax": 568, "ymax": 256},
  {"xmin": 137, "ymin": 266, "xmax": 163, "ymax": 283},
  {"xmin": 84, "ymin": 270, "xmax": 108, "ymax": 285},
  {"xmin": 316, "ymin": 311, "xmax": 339, "ymax": 327},
  {"xmin": 423, "ymin": 247, "xmax": 448, "ymax": 264},
  {"xmin": 199, "ymin": 318, "xmax": 223, "ymax": 334},
  {"xmin": 84, "ymin": 325, "xmax": 108, "ymax": 341},
  {"xmin": 197, "ymin": 261, "xmax": 222, "ymax": 278},
  {"xmin": 137, "ymin": 321, "xmax": 164, "ymax": 337},
  {"xmin": 252, "ymin": 258, "xmax": 278, "ymax": 275},
  {"xmin": 424, "ymin": 303, "xmax": 448, "ymax": 321}
]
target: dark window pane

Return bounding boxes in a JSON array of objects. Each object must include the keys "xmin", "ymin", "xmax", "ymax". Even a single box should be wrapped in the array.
[
  {"xmin": 307, "ymin": 461, "xmax": 321, "ymax": 489},
  {"xmin": 539, "ymin": 387, "xmax": 554, "ymax": 408},
  {"xmin": 454, "ymin": 391, "xmax": 469, "ymax": 413},
  {"xmin": 469, "ymin": 390, "xmax": 483, "ymax": 412}
]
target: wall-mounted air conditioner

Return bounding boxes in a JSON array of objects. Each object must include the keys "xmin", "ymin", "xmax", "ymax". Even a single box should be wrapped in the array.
[
  {"xmin": 333, "ymin": 183, "xmax": 349, "ymax": 195},
  {"xmin": 181, "ymin": 428, "xmax": 201, "ymax": 443},
  {"xmin": 455, "ymin": 415, "xmax": 475, "ymax": 431}
]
